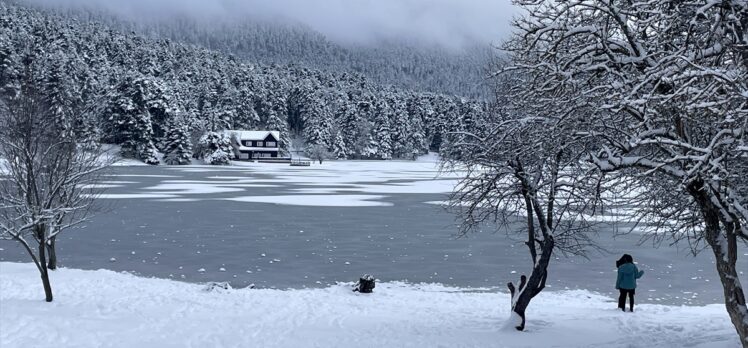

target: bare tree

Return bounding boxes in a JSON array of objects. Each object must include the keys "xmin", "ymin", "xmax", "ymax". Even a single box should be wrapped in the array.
[
  {"xmin": 306, "ymin": 144, "xmax": 331, "ymax": 164},
  {"xmin": 444, "ymin": 106, "xmax": 606, "ymax": 331},
  {"xmin": 503, "ymin": 0, "xmax": 748, "ymax": 343},
  {"xmin": 0, "ymin": 69, "xmax": 111, "ymax": 302}
]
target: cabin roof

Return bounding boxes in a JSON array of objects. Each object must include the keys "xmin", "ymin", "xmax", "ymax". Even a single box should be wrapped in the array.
[{"xmin": 227, "ymin": 131, "xmax": 280, "ymax": 141}]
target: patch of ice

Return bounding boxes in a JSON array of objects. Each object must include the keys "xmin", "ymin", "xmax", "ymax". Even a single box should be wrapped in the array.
[
  {"xmin": 93, "ymin": 193, "xmax": 180, "ymax": 199},
  {"xmin": 225, "ymin": 195, "xmax": 392, "ymax": 207},
  {"xmin": 154, "ymin": 198, "xmax": 202, "ymax": 203},
  {"xmin": 78, "ymin": 184, "xmax": 122, "ymax": 189},
  {"xmin": 144, "ymin": 183, "xmax": 245, "ymax": 195},
  {"xmin": 291, "ymin": 179, "xmax": 458, "ymax": 195},
  {"xmin": 104, "ymin": 174, "xmax": 179, "ymax": 178}
]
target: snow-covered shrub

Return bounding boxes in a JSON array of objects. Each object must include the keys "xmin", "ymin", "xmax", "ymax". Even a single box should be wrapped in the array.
[
  {"xmin": 204, "ymin": 149, "xmax": 231, "ymax": 165},
  {"xmin": 196, "ymin": 132, "xmax": 233, "ymax": 165},
  {"xmin": 137, "ymin": 142, "xmax": 160, "ymax": 165}
]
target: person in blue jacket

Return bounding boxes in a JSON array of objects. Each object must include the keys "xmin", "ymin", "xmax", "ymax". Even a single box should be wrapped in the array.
[{"xmin": 616, "ymin": 254, "xmax": 644, "ymax": 312}]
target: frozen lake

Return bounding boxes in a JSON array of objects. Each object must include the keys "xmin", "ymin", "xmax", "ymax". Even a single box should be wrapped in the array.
[{"xmin": 1, "ymin": 161, "xmax": 744, "ymax": 305}]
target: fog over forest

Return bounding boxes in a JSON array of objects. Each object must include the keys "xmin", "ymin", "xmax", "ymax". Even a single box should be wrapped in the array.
[{"xmin": 20, "ymin": 0, "xmax": 517, "ymax": 49}]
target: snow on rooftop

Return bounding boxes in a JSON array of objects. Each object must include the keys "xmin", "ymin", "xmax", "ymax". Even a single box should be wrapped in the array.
[
  {"xmin": 226, "ymin": 130, "xmax": 280, "ymax": 141},
  {"xmin": 0, "ymin": 262, "xmax": 740, "ymax": 348}
]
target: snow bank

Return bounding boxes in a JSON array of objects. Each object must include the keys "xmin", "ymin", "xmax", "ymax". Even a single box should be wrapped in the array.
[{"xmin": 0, "ymin": 262, "xmax": 739, "ymax": 348}]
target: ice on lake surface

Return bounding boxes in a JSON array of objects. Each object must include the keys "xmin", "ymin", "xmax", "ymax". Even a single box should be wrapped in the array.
[{"xmin": 1, "ymin": 161, "xmax": 744, "ymax": 305}]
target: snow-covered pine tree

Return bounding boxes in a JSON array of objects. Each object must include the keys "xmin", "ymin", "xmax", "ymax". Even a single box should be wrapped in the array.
[
  {"xmin": 339, "ymin": 95, "xmax": 360, "ymax": 158},
  {"xmin": 300, "ymin": 91, "xmax": 333, "ymax": 151},
  {"xmin": 371, "ymin": 97, "xmax": 392, "ymax": 159},
  {"xmin": 0, "ymin": 34, "xmax": 22, "ymax": 98},
  {"xmin": 331, "ymin": 129, "xmax": 347, "ymax": 159},
  {"xmin": 42, "ymin": 53, "xmax": 77, "ymax": 139},
  {"xmin": 407, "ymin": 103, "xmax": 428, "ymax": 159},
  {"xmin": 68, "ymin": 57, "xmax": 103, "ymax": 146},
  {"xmin": 389, "ymin": 95, "xmax": 413, "ymax": 159},
  {"xmin": 211, "ymin": 79, "xmax": 239, "ymax": 130},
  {"xmin": 163, "ymin": 120, "xmax": 193, "ymax": 165},
  {"xmin": 234, "ymin": 87, "xmax": 260, "ymax": 129},
  {"xmin": 104, "ymin": 74, "xmax": 160, "ymax": 164}
]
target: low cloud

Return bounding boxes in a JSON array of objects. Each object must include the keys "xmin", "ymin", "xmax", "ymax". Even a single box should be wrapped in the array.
[{"xmin": 21, "ymin": 0, "xmax": 517, "ymax": 49}]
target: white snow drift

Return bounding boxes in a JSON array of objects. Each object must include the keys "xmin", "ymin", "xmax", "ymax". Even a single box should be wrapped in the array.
[{"xmin": 0, "ymin": 262, "xmax": 739, "ymax": 348}]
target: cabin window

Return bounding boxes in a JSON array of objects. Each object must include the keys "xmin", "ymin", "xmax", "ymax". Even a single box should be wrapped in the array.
[{"xmin": 266, "ymin": 141, "xmax": 276, "ymax": 147}]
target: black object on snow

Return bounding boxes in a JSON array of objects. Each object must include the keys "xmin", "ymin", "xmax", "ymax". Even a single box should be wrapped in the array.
[
  {"xmin": 353, "ymin": 274, "xmax": 376, "ymax": 293},
  {"xmin": 203, "ymin": 281, "xmax": 232, "ymax": 292}
]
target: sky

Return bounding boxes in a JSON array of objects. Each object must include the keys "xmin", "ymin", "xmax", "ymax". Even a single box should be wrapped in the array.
[{"xmin": 21, "ymin": 0, "xmax": 518, "ymax": 49}]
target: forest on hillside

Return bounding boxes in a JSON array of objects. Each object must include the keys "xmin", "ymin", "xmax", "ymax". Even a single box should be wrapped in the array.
[
  {"xmin": 0, "ymin": 2, "xmax": 491, "ymax": 165},
  {"xmin": 16, "ymin": 0, "xmax": 496, "ymax": 99}
]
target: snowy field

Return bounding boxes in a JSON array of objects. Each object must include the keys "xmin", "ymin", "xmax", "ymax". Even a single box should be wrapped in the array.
[{"xmin": 0, "ymin": 262, "xmax": 740, "ymax": 348}]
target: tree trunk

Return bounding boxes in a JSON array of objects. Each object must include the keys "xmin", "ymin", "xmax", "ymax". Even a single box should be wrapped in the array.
[
  {"xmin": 689, "ymin": 183, "xmax": 747, "ymax": 347},
  {"xmin": 507, "ymin": 238, "xmax": 553, "ymax": 331},
  {"xmin": 46, "ymin": 236, "xmax": 57, "ymax": 270},
  {"xmin": 711, "ymin": 244, "xmax": 748, "ymax": 348},
  {"xmin": 38, "ymin": 238, "xmax": 53, "ymax": 302},
  {"xmin": 704, "ymin": 216, "xmax": 747, "ymax": 347}
]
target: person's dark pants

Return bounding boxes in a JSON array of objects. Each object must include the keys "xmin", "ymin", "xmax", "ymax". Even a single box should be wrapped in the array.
[{"xmin": 618, "ymin": 289, "xmax": 635, "ymax": 311}]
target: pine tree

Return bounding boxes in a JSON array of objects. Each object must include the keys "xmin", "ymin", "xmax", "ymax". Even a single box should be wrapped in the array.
[
  {"xmin": 331, "ymin": 130, "xmax": 347, "ymax": 159},
  {"xmin": 43, "ymin": 53, "xmax": 76, "ymax": 139},
  {"xmin": 301, "ymin": 91, "xmax": 333, "ymax": 151},
  {"xmin": 389, "ymin": 96, "xmax": 412, "ymax": 159},
  {"xmin": 105, "ymin": 74, "xmax": 160, "ymax": 164},
  {"xmin": 371, "ymin": 98, "xmax": 392, "ymax": 159},
  {"xmin": 406, "ymin": 94, "xmax": 429, "ymax": 158},
  {"xmin": 0, "ymin": 34, "xmax": 20, "ymax": 98},
  {"xmin": 234, "ymin": 87, "xmax": 260, "ymax": 129},
  {"xmin": 408, "ymin": 112, "xmax": 428, "ymax": 159},
  {"xmin": 163, "ymin": 121, "xmax": 193, "ymax": 165}
]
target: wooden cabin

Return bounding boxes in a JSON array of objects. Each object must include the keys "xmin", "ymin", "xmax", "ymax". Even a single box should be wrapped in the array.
[{"xmin": 226, "ymin": 131, "xmax": 281, "ymax": 160}]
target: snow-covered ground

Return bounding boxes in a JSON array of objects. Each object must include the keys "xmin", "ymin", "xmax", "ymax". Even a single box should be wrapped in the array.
[{"xmin": 0, "ymin": 262, "xmax": 738, "ymax": 348}]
